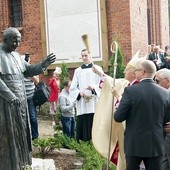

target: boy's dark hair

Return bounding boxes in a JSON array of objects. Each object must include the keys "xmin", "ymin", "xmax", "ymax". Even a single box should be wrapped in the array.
[
  {"xmin": 64, "ymin": 80, "xmax": 70, "ymax": 87},
  {"xmin": 81, "ymin": 49, "xmax": 88, "ymax": 53}
]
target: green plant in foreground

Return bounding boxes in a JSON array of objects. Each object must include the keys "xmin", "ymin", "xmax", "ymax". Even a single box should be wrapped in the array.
[
  {"xmin": 54, "ymin": 133, "xmax": 115, "ymax": 170},
  {"xmin": 33, "ymin": 137, "xmax": 62, "ymax": 157},
  {"xmin": 33, "ymin": 133, "xmax": 116, "ymax": 170}
]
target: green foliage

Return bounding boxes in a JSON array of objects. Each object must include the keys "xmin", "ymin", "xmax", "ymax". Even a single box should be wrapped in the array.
[
  {"xmin": 60, "ymin": 62, "xmax": 69, "ymax": 89},
  {"xmin": 109, "ymin": 37, "xmax": 125, "ymax": 78},
  {"xmin": 33, "ymin": 137, "xmax": 62, "ymax": 157},
  {"xmin": 33, "ymin": 133, "xmax": 115, "ymax": 169},
  {"xmin": 53, "ymin": 133, "xmax": 115, "ymax": 170}
]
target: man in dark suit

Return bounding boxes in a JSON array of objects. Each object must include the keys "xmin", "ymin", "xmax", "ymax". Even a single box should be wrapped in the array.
[
  {"xmin": 148, "ymin": 46, "xmax": 165, "ymax": 70},
  {"xmin": 114, "ymin": 60, "xmax": 170, "ymax": 170},
  {"xmin": 155, "ymin": 68, "xmax": 170, "ymax": 169},
  {"xmin": 164, "ymin": 45, "xmax": 170, "ymax": 69}
]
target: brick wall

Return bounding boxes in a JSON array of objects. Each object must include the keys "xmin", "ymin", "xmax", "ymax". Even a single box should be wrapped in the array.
[
  {"xmin": 0, "ymin": 0, "xmax": 43, "ymax": 64},
  {"xmin": 0, "ymin": 1, "xmax": 10, "ymax": 30},
  {"xmin": 159, "ymin": 0, "xmax": 169, "ymax": 49},
  {"xmin": 106, "ymin": 0, "xmax": 131, "ymax": 64},
  {"xmin": 19, "ymin": 0, "xmax": 43, "ymax": 64},
  {"xmin": 0, "ymin": 0, "xmax": 169, "ymax": 79},
  {"xmin": 129, "ymin": 0, "xmax": 148, "ymax": 58},
  {"xmin": 147, "ymin": 0, "xmax": 169, "ymax": 49}
]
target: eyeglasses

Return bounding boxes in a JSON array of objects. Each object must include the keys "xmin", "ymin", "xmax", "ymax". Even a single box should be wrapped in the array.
[
  {"xmin": 155, "ymin": 79, "xmax": 160, "ymax": 84},
  {"xmin": 154, "ymin": 78, "xmax": 167, "ymax": 84},
  {"xmin": 134, "ymin": 69, "xmax": 143, "ymax": 72}
]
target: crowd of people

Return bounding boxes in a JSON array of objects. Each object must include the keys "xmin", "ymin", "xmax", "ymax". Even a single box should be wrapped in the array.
[
  {"xmin": 1, "ymin": 26, "xmax": 170, "ymax": 169},
  {"xmin": 92, "ymin": 45, "xmax": 170, "ymax": 170},
  {"xmin": 148, "ymin": 44, "xmax": 170, "ymax": 70}
]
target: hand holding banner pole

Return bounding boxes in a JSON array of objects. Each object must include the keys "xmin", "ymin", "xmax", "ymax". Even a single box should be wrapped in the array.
[{"xmin": 107, "ymin": 41, "xmax": 118, "ymax": 170}]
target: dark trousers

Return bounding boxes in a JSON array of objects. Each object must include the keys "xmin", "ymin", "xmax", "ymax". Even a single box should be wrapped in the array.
[
  {"xmin": 61, "ymin": 116, "xmax": 75, "ymax": 138},
  {"xmin": 27, "ymin": 98, "xmax": 38, "ymax": 140},
  {"xmin": 126, "ymin": 155, "xmax": 163, "ymax": 170},
  {"xmin": 76, "ymin": 113, "xmax": 94, "ymax": 141}
]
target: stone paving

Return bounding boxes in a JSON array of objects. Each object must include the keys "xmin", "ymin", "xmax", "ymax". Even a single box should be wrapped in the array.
[
  {"xmin": 32, "ymin": 118, "xmax": 56, "ymax": 170},
  {"xmin": 38, "ymin": 119, "xmax": 55, "ymax": 138}
]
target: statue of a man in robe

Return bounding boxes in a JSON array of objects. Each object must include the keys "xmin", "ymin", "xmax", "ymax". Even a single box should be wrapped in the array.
[{"xmin": 0, "ymin": 27, "xmax": 56, "ymax": 169}]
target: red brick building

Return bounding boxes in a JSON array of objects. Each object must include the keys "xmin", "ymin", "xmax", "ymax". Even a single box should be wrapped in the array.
[{"xmin": 0, "ymin": 0, "xmax": 169, "ymax": 79}]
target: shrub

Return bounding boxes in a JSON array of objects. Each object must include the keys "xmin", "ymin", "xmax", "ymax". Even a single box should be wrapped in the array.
[{"xmin": 109, "ymin": 38, "xmax": 125, "ymax": 78}]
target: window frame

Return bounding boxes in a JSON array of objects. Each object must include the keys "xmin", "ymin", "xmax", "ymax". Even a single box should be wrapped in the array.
[{"xmin": 9, "ymin": 0, "xmax": 23, "ymax": 28}]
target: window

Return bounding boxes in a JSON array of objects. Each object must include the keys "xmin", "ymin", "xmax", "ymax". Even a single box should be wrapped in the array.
[
  {"xmin": 10, "ymin": 0, "xmax": 22, "ymax": 27},
  {"xmin": 147, "ymin": 8, "xmax": 151, "ymax": 45}
]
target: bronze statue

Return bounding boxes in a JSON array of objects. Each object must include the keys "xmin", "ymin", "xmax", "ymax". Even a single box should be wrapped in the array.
[{"xmin": 0, "ymin": 27, "xmax": 56, "ymax": 169}]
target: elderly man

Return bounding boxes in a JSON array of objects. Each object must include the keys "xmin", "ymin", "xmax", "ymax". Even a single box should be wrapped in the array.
[
  {"xmin": 148, "ymin": 45, "xmax": 165, "ymax": 70},
  {"xmin": 0, "ymin": 27, "xmax": 56, "ymax": 169},
  {"xmin": 155, "ymin": 68, "xmax": 170, "ymax": 169},
  {"xmin": 114, "ymin": 60, "xmax": 170, "ymax": 170}
]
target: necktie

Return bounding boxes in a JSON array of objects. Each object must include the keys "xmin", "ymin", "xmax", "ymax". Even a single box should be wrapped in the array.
[{"xmin": 155, "ymin": 53, "xmax": 158, "ymax": 59}]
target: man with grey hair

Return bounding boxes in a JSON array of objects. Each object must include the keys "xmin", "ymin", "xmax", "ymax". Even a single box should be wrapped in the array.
[
  {"xmin": 148, "ymin": 45, "xmax": 165, "ymax": 70},
  {"xmin": 155, "ymin": 68, "xmax": 170, "ymax": 89},
  {"xmin": 114, "ymin": 60, "xmax": 170, "ymax": 170},
  {"xmin": 155, "ymin": 68, "xmax": 170, "ymax": 169},
  {"xmin": 0, "ymin": 27, "xmax": 56, "ymax": 169}
]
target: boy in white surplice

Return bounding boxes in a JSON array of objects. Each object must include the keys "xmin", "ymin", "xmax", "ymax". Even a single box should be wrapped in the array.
[{"xmin": 69, "ymin": 49, "xmax": 103, "ymax": 141}]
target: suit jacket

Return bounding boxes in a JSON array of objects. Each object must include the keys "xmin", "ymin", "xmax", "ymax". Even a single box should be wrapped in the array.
[
  {"xmin": 148, "ymin": 52, "xmax": 165, "ymax": 69},
  {"xmin": 165, "ymin": 134, "xmax": 170, "ymax": 155},
  {"xmin": 114, "ymin": 79, "xmax": 170, "ymax": 157}
]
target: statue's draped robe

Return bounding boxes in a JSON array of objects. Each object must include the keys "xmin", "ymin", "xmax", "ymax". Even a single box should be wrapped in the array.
[
  {"xmin": 0, "ymin": 44, "xmax": 43, "ymax": 170},
  {"xmin": 92, "ymin": 76, "xmax": 129, "ymax": 170}
]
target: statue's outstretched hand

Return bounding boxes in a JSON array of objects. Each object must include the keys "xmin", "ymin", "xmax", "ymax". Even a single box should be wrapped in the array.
[{"xmin": 41, "ymin": 53, "xmax": 56, "ymax": 69}]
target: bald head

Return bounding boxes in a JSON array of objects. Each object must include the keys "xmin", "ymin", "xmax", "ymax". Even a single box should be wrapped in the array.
[
  {"xmin": 2, "ymin": 27, "xmax": 21, "ymax": 52},
  {"xmin": 140, "ymin": 60, "xmax": 156, "ymax": 75},
  {"xmin": 135, "ymin": 60, "xmax": 156, "ymax": 81},
  {"xmin": 3, "ymin": 27, "xmax": 21, "ymax": 40}
]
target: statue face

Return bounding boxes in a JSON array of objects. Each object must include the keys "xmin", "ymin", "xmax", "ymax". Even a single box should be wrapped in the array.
[{"xmin": 4, "ymin": 35, "xmax": 21, "ymax": 52}]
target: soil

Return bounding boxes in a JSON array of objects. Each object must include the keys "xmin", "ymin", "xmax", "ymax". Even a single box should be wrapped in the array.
[{"xmin": 43, "ymin": 152, "xmax": 82, "ymax": 170}]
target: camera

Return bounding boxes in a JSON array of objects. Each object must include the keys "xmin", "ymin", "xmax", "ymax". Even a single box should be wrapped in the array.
[{"xmin": 25, "ymin": 52, "xmax": 30, "ymax": 62}]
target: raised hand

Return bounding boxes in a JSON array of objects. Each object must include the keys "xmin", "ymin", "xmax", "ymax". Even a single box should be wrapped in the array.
[
  {"xmin": 41, "ymin": 53, "xmax": 56, "ymax": 69},
  {"xmin": 92, "ymin": 65, "xmax": 104, "ymax": 77}
]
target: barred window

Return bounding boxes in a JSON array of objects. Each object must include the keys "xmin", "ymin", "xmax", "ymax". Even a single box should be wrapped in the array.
[{"xmin": 10, "ymin": 0, "xmax": 22, "ymax": 27}]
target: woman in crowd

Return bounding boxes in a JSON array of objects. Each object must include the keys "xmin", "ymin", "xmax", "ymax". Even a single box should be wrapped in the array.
[{"xmin": 48, "ymin": 67, "xmax": 61, "ymax": 126}]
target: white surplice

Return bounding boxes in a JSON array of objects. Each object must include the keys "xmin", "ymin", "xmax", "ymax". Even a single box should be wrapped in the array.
[{"xmin": 69, "ymin": 64, "xmax": 101, "ymax": 116}]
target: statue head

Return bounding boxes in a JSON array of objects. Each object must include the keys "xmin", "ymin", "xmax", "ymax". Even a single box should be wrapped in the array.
[{"xmin": 3, "ymin": 27, "xmax": 21, "ymax": 52}]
